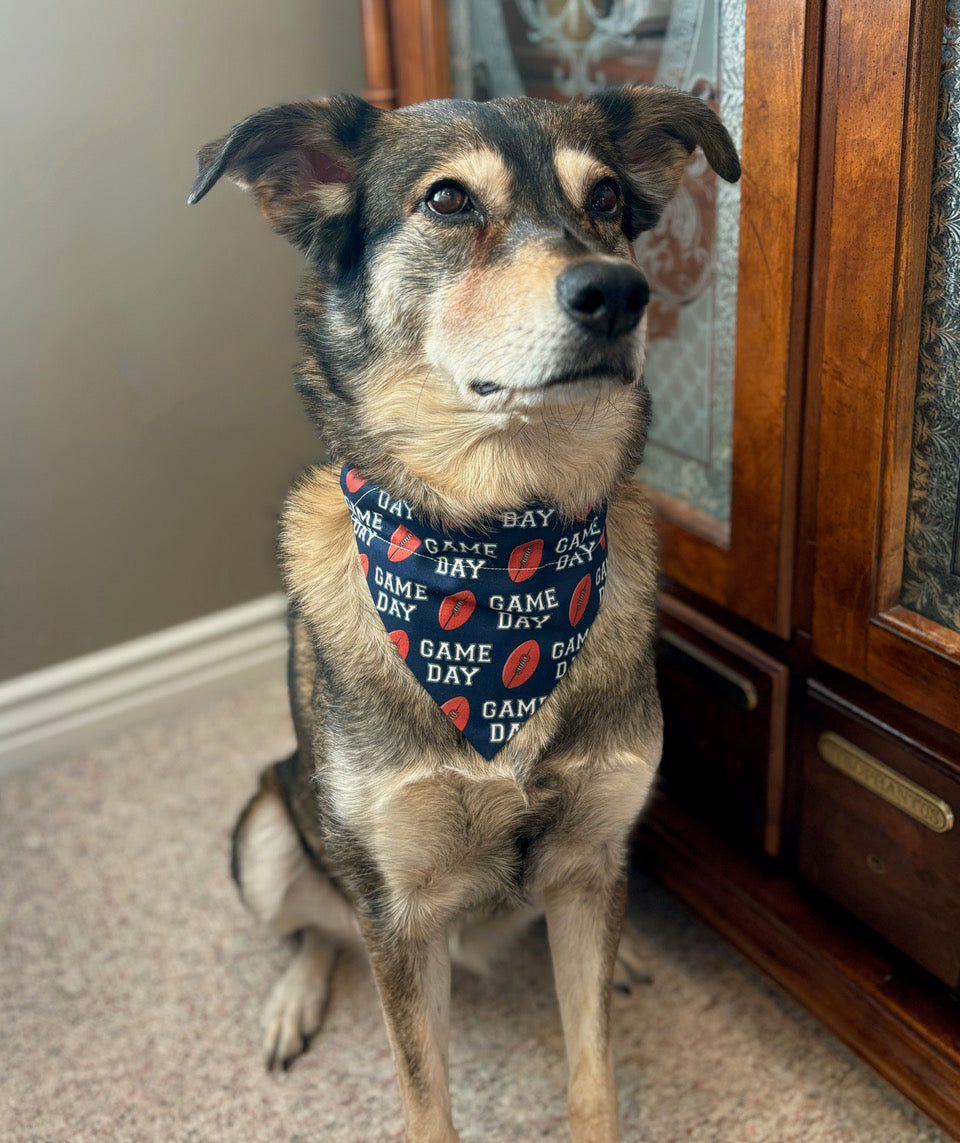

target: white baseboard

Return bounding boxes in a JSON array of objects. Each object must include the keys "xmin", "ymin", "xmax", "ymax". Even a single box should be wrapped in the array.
[{"xmin": 0, "ymin": 593, "xmax": 288, "ymax": 775}]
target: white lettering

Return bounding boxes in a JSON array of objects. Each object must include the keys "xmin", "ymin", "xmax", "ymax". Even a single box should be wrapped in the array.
[
  {"xmin": 423, "ymin": 538, "xmax": 497, "ymax": 556},
  {"xmin": 418, "ymin": 640, "xmax": 492, "ymax": 663},
  {"xmin": 435, "ymin": 556, "xmax": 486, "ymax": 579},
  {"xmin": 502, "ymin": 509, "xmax": 551, "ymax": 528},
  {"xmin": 426, "ymin": 664, "xmax": 480, "ymax": 686},
  {"xmin": 488, "ymin": 589, "xmax": 558, "ymax": 613},
  {"xmin": 495, "ymin": 612, "xmax": 551, "ymax": 630},
  {"xmin": 376, "ymin": 492, "xmax": 415, "ymax": 520},
  {"xmin": 375, "ymin": 592, "xmax": 416, "ymax": 621},
  {"xmin": 373, "ymin": 566, "xmax": 429, "ymax": 599},
  {"xmin": 551, "ymin": 632, "xmax": 587, "ymax": 659}
]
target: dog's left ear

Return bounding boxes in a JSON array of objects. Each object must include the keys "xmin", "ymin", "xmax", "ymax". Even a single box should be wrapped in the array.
[
  {"xmin": 583, "ymin": 85, "xmax": 741, "ymax": 237},
  {"xmin": 188, "ymin": 95, "xmax": 380, "ymax": 255}
]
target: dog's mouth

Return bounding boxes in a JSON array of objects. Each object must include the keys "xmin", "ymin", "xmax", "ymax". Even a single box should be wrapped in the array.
[
  {"xmin": 469, "ymin": 365, "xmax": 635, "ymax": 398},
  {"xmin": 543, "ymin": 364, "xmax": 636, "ymax": 389}
]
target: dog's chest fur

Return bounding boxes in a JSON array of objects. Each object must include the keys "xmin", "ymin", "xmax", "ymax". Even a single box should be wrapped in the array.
[{"xmin": 280, "ymin": 465, "xmax": 662, "ymax": 929}]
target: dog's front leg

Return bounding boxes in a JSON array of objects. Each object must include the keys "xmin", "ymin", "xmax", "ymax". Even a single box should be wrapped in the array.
[
  {"xmin": 545, "ymin": 872, "xmax": 627, "ymax": 1143},
  {"xmin": 364, "ymin": 925, "xmax": 460, "ymax": 1143}
]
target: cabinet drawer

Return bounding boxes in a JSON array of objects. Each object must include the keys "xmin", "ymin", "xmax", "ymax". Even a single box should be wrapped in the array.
[
  {"xmin": 798, "ymin": 683, "xmax": 960, "ymax": 988},
  {"xmin": 656, "ymin": 595, "xmax": 788, "ymax": 856}
]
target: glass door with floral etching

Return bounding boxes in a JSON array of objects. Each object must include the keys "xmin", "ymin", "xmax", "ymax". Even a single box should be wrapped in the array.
[
  {"xmin": 441, "ymin": 0, "xmax": 811, "ymax": 636},
  {"xmin": 448, "ymin": 0, "xmax": 743, "ymax": 530}
]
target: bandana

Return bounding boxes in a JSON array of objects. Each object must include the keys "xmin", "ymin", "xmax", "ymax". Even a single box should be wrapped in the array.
[{"xmin": 340, "ymin": 466, "xmax": 607, "ymax": 758}]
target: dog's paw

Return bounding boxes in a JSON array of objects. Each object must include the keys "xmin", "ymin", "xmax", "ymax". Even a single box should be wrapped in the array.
[{"xmin": 261, "ymin": 934, "xmax": 335, "ymax": 1070}]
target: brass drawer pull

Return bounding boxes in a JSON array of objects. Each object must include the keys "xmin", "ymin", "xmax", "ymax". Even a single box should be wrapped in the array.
[
  {"xmin": 818, "ymin": 732, "xmax": 955, "ymax": 833},
  {"xmin": 658, "ymin": 630, "xmax": 758, "ymax": 712}
]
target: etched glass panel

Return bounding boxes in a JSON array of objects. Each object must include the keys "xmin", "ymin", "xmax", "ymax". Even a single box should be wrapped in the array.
[
  {"xmin": 447, "ymin": 0, "xmax": 745, "ymax": 527},
  {"xmin": 900, "ymin": 1, "xmax": 960, "ymax": 634}
]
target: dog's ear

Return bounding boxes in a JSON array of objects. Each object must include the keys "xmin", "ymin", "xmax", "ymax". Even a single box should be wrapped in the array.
[
  {"xmin": 583, "ymin": 85, "xmax": 740, "ymax": 237},
  {"xmin": 188, "ymin": 95, "xmax": 379, "ymax": 254}
]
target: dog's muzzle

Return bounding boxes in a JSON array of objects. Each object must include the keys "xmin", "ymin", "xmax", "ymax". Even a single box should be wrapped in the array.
[{"xmin": 556, "ymin": 261, "xmax": 649, "ymax": 340}]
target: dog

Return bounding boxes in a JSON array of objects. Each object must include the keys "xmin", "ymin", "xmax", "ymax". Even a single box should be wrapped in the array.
[{"xmin": 190, "ymin": 87, "xmax": 739, "ymax": 1143}]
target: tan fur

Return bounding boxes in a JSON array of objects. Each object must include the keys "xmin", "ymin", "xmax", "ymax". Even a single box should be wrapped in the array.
[
  {"xmin": 190, "ymin": 87, "xmax": 744, "ymax": 1142},
  {"xmin": 423, "ymin": 245, "xmax": 638, "ymax": 383},
  {"xmin": 410, "ymin": 148, "xmax": 513, "ymax": 216},
  {"xmin": 355, "ymin": 202, "xmax": 649, "ymax": 529},
  {"xmin": 554, "ymin": 147, "xmax": 618, "ymax": 215},
  {"xmin": 353, "ymin": 365, "xmax": 645, "ymax": 526},
  {"xmin": 309, "ymin": 182, "xmax": 353, "ymax": 214}
]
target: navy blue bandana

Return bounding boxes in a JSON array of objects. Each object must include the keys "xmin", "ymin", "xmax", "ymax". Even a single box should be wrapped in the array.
[{"xmin": 340, "ymin": 465, "xmax": 608, "ymax": 758}]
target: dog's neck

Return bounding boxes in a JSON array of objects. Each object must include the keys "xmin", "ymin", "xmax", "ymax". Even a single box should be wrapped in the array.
[{"xmin": 348, "ymin": 371, "xmax": 648, "ymax": 530}]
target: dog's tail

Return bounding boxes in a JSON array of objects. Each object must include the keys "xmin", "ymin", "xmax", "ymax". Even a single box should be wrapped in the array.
[{"xmin": 229, "ymin": 752, "xmax": 301, "ymax": 889}]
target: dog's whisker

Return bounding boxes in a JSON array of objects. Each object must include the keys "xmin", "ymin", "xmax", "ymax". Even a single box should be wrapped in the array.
[{"xmin": 414, "ymin": 373, "xmax": 431, "ymax": 417}]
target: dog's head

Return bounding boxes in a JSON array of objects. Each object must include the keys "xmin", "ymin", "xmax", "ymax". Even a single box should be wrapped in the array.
[{"xmin": 191, "ymin": 90, "xmax": 739, "ymax": 523}]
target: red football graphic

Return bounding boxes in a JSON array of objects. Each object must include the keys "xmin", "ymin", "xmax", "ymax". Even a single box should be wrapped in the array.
[
  {"xmin": 439, "ymin": 590, "xmax": 476, "ymax": 630},
  {"xmin": 387, "ymin": 524, "xmax": 422, "ymax": 562},
  {"xmin": 502, "ymin": 639, "xmax": 540, "ymax": 689},
  {"xmin": 569, "ymin": 574, "xmax": 591, "ymax": 626},
  {"xmin": 359, "ymin": 553, "xmax": 369, "ymax": 576},
  {"xmin": 388, "ymin": 630, "xmax": 410, "ymax": 660},
  {"xmin": 345, "ymin": 468, "xmax": 367, "ymax": 493},
  {"xmin": 508, "ymin": 539, "xmax": 544, "ymax": 583},
  {"xmin": 599, "ymin": 530, "xmax": 606, "ymax": 551},
  {"xmin": 440, "ymin": 696, "xmax": 470, "ymax": 732}
]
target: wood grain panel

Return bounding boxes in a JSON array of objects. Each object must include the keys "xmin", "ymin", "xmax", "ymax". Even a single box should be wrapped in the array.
[
  {"xmin": 657, "ymin": 593, "xmax": 789, "ymax": 856},
  {"xmin": 360, "ymin": 0, "xmax": 397, "ymax": 108},
  {"xmin": 808, "ymin": 0, "xmax": 957, "ymax": 733},
  {"xmin": 654, "ymin": 0, "xmax": 816, "ymax": 637},
  {"xmin": 798, "ymin": 683, "xmax": 960, "ymax": 987},
  {"xmin": 387, "ymin": 0, "xmax": 452, "ymax": 105},
  {"xmin": 808, "ymin": 1, "xmax": 913, "ymax": 672},
  {"xmin": 867, "ymin": 613, "xmax": 960, "ymax": 735}
]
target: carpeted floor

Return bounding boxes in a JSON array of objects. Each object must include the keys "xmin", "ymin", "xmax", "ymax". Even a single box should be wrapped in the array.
[{"xmin": 0, "ymin": 676, "xmax": 950, "ymax": 1143}]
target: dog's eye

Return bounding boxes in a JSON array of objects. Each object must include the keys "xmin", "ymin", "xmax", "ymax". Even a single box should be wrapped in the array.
[
  {"xmin": 589, "ymin": 179, "xmax": 622, "ymax": 217},
  {"xmin": 424, "ymin": 182, "xmax": 472, "ymax": 217}
]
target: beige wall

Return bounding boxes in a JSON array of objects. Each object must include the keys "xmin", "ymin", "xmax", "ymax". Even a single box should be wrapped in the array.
[{"xmin": 0, "ymin": 0, "xmax": 364, "ymax": 680}]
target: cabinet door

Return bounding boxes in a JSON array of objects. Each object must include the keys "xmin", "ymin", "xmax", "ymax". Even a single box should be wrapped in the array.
[
  {"xmin": 362, "ymin": 0, "xmax": 815, "ymax": 637},
  {"xmin": 808, "ymin": 0, "xmax": 960, "ymax": 735}
]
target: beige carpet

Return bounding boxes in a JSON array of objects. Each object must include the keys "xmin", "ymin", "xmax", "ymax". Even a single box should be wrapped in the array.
[{"xmin": 0, "ymin": 676, "xmax": 949, "ymax": 1143}]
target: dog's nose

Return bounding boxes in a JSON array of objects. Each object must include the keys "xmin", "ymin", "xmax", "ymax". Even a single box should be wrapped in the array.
[{"xmin": 556, "ymin": 261, "xmax": 649, "ymax": 339}]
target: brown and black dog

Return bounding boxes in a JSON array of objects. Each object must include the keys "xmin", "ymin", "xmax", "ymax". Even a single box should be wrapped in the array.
[{"xmin": 190, "ymin": 88, "xmax": 739, "ymax": 1143}]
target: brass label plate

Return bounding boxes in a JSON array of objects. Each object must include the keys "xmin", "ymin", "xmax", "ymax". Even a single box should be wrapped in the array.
[{"xmin": 818, "ymin": 732, "xmax": 955, "ymax": 834}]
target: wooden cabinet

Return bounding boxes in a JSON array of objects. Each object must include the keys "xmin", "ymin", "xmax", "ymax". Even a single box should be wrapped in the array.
[
  {"xmin": 799, "ymin": 683, "xmax": 960, "ymax": 989},
  {"xmin": 359, "ymin": 0, "xmax": 960, "ymax": 1134},
  {"xmin": 806, "ymin": 0, "xmax": 960, "ymax": 736},
  {"xmin": 657, "ymin": 593, "xmax": 789, "ymax": 856}
]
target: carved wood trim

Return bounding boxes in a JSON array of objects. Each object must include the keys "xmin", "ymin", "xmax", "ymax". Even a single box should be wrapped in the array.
[{"xmin": 360, "ymin": 0, "xmax": 397, "ymax": 108}]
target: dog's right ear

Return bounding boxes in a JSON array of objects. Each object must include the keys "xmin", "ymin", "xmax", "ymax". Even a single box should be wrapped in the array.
[
  {"xmin": 581, "ymin": 85, "xmax": 740, "ymax": 239},
  {"xmin": 188, "ymin": 95, "xmax": 379, "ymax": 255}
]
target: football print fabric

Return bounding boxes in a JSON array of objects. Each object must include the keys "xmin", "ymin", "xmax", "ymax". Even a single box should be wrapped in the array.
[{"xmin": 340, "ymin": 466, "xmax": 608, "ymax": 758}]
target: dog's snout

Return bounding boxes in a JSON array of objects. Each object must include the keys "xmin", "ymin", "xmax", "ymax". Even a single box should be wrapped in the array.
[{"xmin": 556, "ymin": 261, "xmax": 649, "ymax": 339}]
